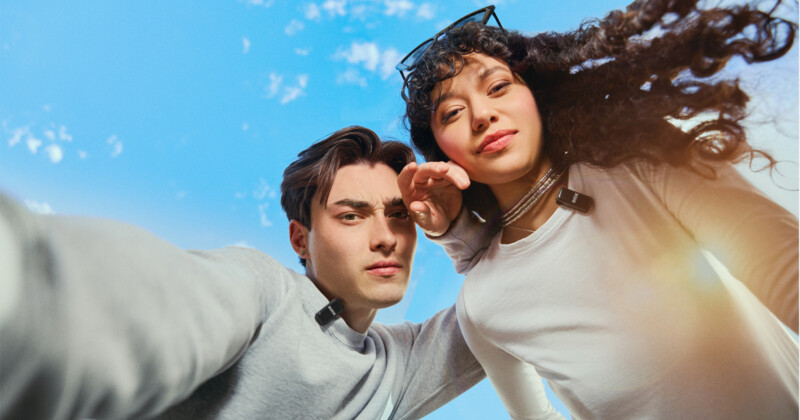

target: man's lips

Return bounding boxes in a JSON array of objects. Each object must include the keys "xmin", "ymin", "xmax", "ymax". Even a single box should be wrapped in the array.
[
  {"xmin": 477, "ymin": 129, "xmax": 516, "ymax": 154},
  {"xmin": 366, "ymin": 261, "xmax": 403, "ymax": 276}
]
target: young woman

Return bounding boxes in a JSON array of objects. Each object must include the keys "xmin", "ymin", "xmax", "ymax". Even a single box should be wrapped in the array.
[{"xmin": 397, "ymin": 1, "xmax": 798, "ymax": 418}]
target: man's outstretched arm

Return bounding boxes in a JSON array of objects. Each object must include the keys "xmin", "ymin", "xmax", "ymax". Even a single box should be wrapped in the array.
[{"xmin": 0, "ymin": 194, "xmax": 279, "ymax": 420}]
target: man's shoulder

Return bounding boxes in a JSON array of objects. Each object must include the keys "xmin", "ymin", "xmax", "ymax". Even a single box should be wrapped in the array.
[{"xmin": 368, "ymin": 305, "xmax": 458, "ymax": 344}]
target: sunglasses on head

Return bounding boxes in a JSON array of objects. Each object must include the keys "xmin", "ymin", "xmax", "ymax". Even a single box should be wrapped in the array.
[{"xmin": 396, "ymin": 5, "xmax": 505, "ymax": 82}]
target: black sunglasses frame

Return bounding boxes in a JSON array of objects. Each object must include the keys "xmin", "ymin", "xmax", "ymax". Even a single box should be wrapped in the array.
[{"xmin": 396, "ymin": 5, "xmax": 504, "ymax": 82}]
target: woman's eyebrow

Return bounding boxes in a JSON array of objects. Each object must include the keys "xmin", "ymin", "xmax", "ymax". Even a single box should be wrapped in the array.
[{"xmin": 478, "ymin": 65, "xmax": 509, "ymax": 80}]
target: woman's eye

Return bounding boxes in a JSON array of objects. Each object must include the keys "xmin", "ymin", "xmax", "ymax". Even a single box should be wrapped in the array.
[
  {"xmin": 441, "ymin": 108, "xmax": 460, "ymax": 123},
  {"xmin": 489, "ymin": 81, "xmax": 511, "ymax": 94}
]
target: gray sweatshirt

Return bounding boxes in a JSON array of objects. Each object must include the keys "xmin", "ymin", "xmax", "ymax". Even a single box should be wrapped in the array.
[{"xmin": 0, "ymin": 194, "xmax": 484, "ymax": 420}]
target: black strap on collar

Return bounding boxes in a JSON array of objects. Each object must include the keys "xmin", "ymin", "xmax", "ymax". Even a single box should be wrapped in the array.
[{"xmin": 315, "ymin": 298, "xmax": 345, "ymax": 326}]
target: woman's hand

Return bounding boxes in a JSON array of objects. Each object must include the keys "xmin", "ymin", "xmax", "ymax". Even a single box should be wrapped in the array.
[{"xmin": 397, "ymin": 161, "xmax": 470, "ymax": 237}]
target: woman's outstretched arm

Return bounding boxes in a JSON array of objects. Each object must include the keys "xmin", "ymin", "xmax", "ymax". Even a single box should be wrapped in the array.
[{"xmin": 639, "ymin": 162, "xmax": 798, "ymax": 333}]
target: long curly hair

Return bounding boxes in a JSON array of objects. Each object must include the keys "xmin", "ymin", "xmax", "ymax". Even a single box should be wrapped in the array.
[{"xmin": 401, "ymin": 0, "xmax": 796, "ymax": 212}]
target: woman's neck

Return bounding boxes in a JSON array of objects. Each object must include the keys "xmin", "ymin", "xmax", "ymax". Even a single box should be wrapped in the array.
[
  {"xmin": 487, "ymin": 157, "xmax": 566, "ymax": 243},
  {"xmin": 489, "ymin": 156, "xmax": 553, "ymax": 212}
]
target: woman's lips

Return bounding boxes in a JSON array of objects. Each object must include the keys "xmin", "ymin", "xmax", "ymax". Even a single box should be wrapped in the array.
[{"xmin": 477, "ymin": 130, "xmax": 516, "ymax": 154}]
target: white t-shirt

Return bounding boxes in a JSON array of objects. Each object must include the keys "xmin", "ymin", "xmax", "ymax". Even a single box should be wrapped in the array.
[{"xmin": 440, "ymin": 162, "xmax": 798, "ymax": 419}]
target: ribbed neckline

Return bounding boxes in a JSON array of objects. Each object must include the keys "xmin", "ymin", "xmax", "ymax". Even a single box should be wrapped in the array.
[{"xmin": 298, "ymin": 276, "xmax": 368, "ymax": 350}]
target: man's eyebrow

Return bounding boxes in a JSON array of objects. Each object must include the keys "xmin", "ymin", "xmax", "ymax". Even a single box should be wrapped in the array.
[
  {"xmin": 386, "ymin": 197, "xmax": 406, "ymax": 208},
  {"xmin": 331, "ymin": 199, "xmax": 370, "ymax": 209},
  {"xmin": 433, "ymin": 65, "xmax": 510, "ymax": 111},
  {"xmin": 330, "ymin": 198, "xmax": 405, "ymax": 210}
]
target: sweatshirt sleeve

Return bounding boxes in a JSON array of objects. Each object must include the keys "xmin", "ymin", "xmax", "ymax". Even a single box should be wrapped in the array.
[
  {"xmin": 0, "ymin": 194, "xmax": 285, "ymax": 420},
  {"xmin": 637, "ymin": 162, "xmax": 799, "ymax": 332},
  {"xmin": 427, "ymin": 207, "xmax": 500, "ymax": 274},
  {"xmin": 377, "ymin": 305, "xmax": 485, "ymax": 420}
]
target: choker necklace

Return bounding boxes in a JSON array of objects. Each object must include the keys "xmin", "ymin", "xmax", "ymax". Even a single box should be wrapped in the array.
[{"xmin": 500, "ymin": 165, "xmax": 566, "ymax": 227}]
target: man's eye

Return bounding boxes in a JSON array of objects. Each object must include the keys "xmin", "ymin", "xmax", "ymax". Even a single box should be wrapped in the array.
[
  {"xmin": 390, "ymin": 210, "xmax": 410, "ymax": 220},
  {"xmin": 340, "ymin": 213, "xmax": 360, "ymax": 221}
]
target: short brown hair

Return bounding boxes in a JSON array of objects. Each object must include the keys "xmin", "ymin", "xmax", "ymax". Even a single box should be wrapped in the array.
[{"xmin": 281, "ymin": 124, "xmax": 415, "ymax": 233}]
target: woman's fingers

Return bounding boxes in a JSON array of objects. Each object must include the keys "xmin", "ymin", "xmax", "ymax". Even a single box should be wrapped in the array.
[
  {"xmin": 411, "ymin": 162, "xmax": 470, "ymax": 190},
  {"xmin": 398, "ymin": 161, "xmax": 466, "ymax": 235}
]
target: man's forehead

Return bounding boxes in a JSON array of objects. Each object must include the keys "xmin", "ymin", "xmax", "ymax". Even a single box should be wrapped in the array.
[{"xmin": 324, "ymin": 163, "xmax": 402, "ymax": 207}]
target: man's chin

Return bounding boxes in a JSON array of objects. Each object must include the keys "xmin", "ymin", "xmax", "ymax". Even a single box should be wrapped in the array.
[{"xmin": 368, "ymin": 284, "xmax": 408, "ymax": 309}]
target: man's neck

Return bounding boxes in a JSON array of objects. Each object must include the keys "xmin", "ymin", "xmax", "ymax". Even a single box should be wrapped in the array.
[
  {"xmin": 310, "ymin": 277, "xmax": 376, "ymax": 333},
  {"xmin": 341, "ymin": 307, "xmax": 377, "ymax": 334}
]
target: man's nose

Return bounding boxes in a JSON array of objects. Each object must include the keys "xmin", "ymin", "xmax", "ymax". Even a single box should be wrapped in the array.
[{"xmin": 370, "ymin": 216, "xmax": 397, "ymax": 253}]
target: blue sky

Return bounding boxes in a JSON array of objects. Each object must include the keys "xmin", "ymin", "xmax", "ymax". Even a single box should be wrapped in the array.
[{"xmin": 1, "ymin": 0, "xmax": 797, "ymax": 418}]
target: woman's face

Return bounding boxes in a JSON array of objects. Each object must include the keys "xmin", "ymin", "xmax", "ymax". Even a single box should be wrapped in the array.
[{"xmin": 429, "ymin": 53, "xmax": 543, "ymax": 186}]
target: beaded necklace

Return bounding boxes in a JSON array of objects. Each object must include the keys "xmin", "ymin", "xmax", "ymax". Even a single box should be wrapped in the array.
[{"xmin": 500, "ymin": 165, "xmax": 566, "ymax": 227}]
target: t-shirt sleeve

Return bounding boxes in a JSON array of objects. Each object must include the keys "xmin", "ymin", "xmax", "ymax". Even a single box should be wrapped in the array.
[
  {"xmin": 0, "ymin": 193, "xmax": 290, "ymax": 420},
  {"xmin": 635, "ymin": 162, "xmax": 799, "ymax": 332},
  {"xmin": 428, "ymin": 207, "xmax": 500, "ymax": 274},
  {"xmin": 379, "ymin": 305, "xmax": 485, "ymax": 419}
]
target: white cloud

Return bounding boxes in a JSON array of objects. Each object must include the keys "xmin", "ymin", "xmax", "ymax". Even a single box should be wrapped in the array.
[
  {"xmin": 253, "ymin": 178, "xmax": 274, "ymax": 200},
  {"xmin": 27, "ymin": 137, "xmax": 42, "ymax": 154},
  {"xmin": 268, "ymin": 72, "xmax": 283, "ymax": 97},
  {"xmin": 280, "ymin": 74, "xmax": 309, "ymax": 104},
  {"xmin": 295, "ymin": 48, "xmax": 310, "ymax": 56},
  {"xmin": 322, "ymin": 0, "xmax": 347, "ymax": 17},
  {"xmin": 297, "ymin": 74, "xmax": 309, "ymax": 88},
  {"xmin": 385, "ymin": 0, "xmax": 414, "ymax": 16},
  {"xmin": 8, "ymin": 126, "xmax": 28, "ymax": 147},
  {"xmin": 244, "ymin": 0, "xmax": 274, "ymax": 6},
  {"xmin": 45, "ymin": 144, "xmax": 63, "ymax": 163},
  {"xmin": 242, "ymin": 122, "xmax": 249, "ymax": 131},
  {"xmin": 42, "ymin": 104, "xmax": 52, "ymax": 112},
  {"xmin": 176, "ymin": 190, "xmax": 187, "ymax": 200},
  {"xmin": 337, "ymin": 68, "xmax": 368, "ymax": 87},
  {"xmin": 285, "ymin": 19, "xmax": 305, "ymax": 36},
  {"xmin": 44, "ymin": 129, "xmax": 56, "ymax": 141},
  {"xmin": 417, "ymin": 3, "xmax": 435, "ymax": 19},
  {"xmin": 77, "ymin": 150, "xmax": 88, "ymax": 159},
  {"xmin": 304, "ymin": 3, "xmax": 322, "ymax": 20},
  {"xmin": 242, "ymin": 37, "xmax": 251, "ymax": 54},
  {"xmin": 267, "ymin": 73, "xmax": 308, "ymax": 104},
  {"xmin": 379, "ymin": 48, "xmax": 402, "ymax": 79},
  {"xmin": 258, "ymin": 202, "xmax": 273, "ymax": 227},
  {"xmin": 350, "ymin": 4, "xmax": 369, "ymax": 19},
  {"xmin": 24, "ymin": 200, "xmax": 54, "ymax": 215},
  {"xmin": 335, "ymin": 42, "xmax": 402, "ymax": 79},
  {"xmin": 235, "ymin": 191, "xmax": 248, "ymax": 199},
  {"xmin": 336, "ymin": 41, "xmax": 380, "ymax": 71},
  {"xmin": 58, "ymin": 125, "xmax": 73, "ymax": 142},
  {"xmin": 281, "ymin": 87, "xmax": 304, "ymax": 104},
  {"xmin": 107, "ymin": 135, "xmax": 123, "ymax": 157}
]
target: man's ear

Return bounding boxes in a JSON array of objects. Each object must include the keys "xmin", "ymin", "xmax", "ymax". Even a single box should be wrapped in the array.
[{"xmin": 289, "ymin": 220, "xmax": 309, "ymax": 261}]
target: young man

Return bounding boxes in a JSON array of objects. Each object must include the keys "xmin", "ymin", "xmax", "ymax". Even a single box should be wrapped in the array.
[{"xmin": 0, "ymin": 126, "xmax": 484, "ymax": 420}]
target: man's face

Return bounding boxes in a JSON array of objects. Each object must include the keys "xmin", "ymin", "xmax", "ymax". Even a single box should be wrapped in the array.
[{"xmin": 303, "ymin": 163, "xmax": 417, "ymax": 313}]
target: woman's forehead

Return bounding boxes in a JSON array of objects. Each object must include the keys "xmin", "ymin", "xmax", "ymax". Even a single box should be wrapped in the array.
[{"xmin": 432, "ymin": 54, "xmax": 513, "ymax": 97}]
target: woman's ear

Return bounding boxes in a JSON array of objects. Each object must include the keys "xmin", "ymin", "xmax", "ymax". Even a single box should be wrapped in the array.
[{"xmin": 289, "ymin": 220, "xmax": 309, "ymax": 260}]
